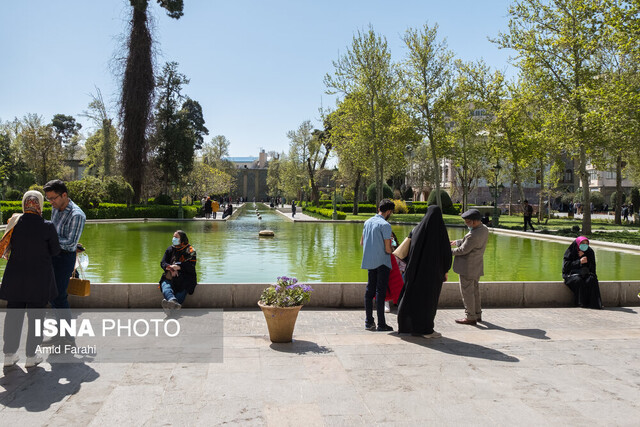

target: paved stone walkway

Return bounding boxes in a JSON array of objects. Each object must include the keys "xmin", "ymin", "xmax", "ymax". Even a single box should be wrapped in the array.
[{"xmin": 1, "ymin": 307, "xmax": 639, "ymax": 426}]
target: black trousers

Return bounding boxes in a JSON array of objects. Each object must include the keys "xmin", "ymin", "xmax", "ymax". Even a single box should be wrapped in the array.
[
  {"xmin": 365, "ymin": 265, "xmax": 390, "ymax": 326},
  {"xmin": 523, "ymin": 215, "xmax": 535, "ymax": 231},
  {"xmin": 3, "ymin": 301, "xmax": 47, "ymax": 357},
  {"xmin": 564, "ymin": 274, "xmax": 602, "ymax": 309}
]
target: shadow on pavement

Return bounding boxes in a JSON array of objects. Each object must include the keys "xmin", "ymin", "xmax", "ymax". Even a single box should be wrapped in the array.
[
  {"xmin": 399, "ymin": 336, "xmax": 519, "ymax": 362},
  {"xmin": 476, "ymin": 321, "xmax": 550, "ymax": 340},
  {"xmin": 269, "ymin": 340, "xmax": 333, "ymax": 355},
  {"xmin": 605, "ymin": 307, "xmax": 637, "ymax": 314},
  {"xmin": 0, "ymin": 361, "xmax": 99, "ymax": 412}
]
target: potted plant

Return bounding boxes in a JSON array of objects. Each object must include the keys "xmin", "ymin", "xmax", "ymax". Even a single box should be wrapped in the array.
[{"xmin": 258, "ymin": 276, "xmax": 313, "ymax": 343}]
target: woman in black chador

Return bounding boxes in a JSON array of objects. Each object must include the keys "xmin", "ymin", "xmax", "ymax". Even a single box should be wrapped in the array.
[
  {"xmin": 397, "ymin": 205, "xmax": 452, "ymax": 336},
  {"xmin": 562, "ymin": 236, "xmax": 602, "ymax": 309}
]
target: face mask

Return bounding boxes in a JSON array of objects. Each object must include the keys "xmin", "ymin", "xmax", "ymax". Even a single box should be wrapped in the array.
[
  {"xmin": 579, "ymin": 243, "xmax": 589, "ymax": 251},
  {"xmin": 172, "ymin": 237, "xmax": 180, "ymax": 246},
  {"xmin": 467, "ymin": 226, "xmax": 473, "ymax": 231}
]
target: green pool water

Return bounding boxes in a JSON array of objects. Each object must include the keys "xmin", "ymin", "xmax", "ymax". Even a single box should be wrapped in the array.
[{"xmin": 2, "ymin": 204, "xmax": 639, "ymax": 283}]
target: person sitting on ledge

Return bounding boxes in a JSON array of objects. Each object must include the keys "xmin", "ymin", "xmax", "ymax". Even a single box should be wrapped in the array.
[
  {"xmin": 160, "ymin": 230, "xmax": 197, "ymax": 313},
  {"xmin": 562, "ymin": 236, "xmax": 602, "ymax": 309}
]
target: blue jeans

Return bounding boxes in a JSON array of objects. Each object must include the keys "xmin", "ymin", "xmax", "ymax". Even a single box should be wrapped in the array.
[
  {"xmin": 51, "ymin": 250, "xmax": 76, "ymax": 321},
  {"xmin": 365, "ymin": 265, "xmax": 390, "ymax": 326},
  {"xmin": 161, "ymin": 281, "xmax": 187, "ymax": 304}
]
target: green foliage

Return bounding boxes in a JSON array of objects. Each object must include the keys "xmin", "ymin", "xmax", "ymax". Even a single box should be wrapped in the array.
[
  {"xmin": 403, "ymin": 186, "xmax": 414, "ymax": 200},
  {"xmin": 610, "ymin": 191, "xmax": 626, "ymax": 209},
  {"xmin": 103, "ymin": 176, "xmax": 134, "ymax": 204},
  {"xmin": 392, "ymin": 199, "xmax": 408, "ymax": 214},
  {"xmin": 303, "ymin": 206, "xmax": 347, "ymax": 220},
  {"xmin": 82, "ymin": 204, "xmax": 198, "ymax": 220},
  {"xmin": 0, "ymin": 205, "xmax": 52, "ymax": 224},
  {"xmin": 28, "ymin": 184, "xmax": 44, "ymax": 195},
  {"xmin": 66, "ymin": 177, "xmax": 107, "ymax": 210},
  {"xmin": 4, "ymin": 189, "xmax": 22, "ymax": 201},
  {"xmin": 427, "ymin": 189, "xmax": 453, "ymax": 211},
  {"xmin": 631, "ymin": 188, "xmax": 640, "ymax": 210},
  {"xmin": 259, "ymin": 276, "xmax": 313, "ymax": 307},
  {"xmin": 574, "ymin": 191, "xmax": 604, "ymax": 210},
  {"xmin": 153, "ymin": 194, "xmax": 174, "ymax": 205},
  {"xmin": 366, "ymin": 182, "xmax": 393, "ymax": 203}
]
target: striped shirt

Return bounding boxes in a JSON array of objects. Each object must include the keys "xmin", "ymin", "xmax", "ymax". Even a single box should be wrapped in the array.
[{"xmin": 51, "ymin": 199, "xmax": 86, "ymax": 252}]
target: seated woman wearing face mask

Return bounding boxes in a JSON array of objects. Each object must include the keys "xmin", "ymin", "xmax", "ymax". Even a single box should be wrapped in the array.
[
  {"xmin": 159, "ymin": 230, "xmax": 197, "ymax": 312},
  {"xmin": 562, "ymin": 236, "xmax": 602, "ymax": 309}
]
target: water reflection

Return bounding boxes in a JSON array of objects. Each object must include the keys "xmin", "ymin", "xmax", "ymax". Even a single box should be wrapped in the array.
[{"xmin": 1, "ymin": 204, "xmax": 638, "ymax": 283}]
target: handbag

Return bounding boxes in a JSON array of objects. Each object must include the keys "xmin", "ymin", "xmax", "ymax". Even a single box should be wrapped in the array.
[
  {"xmin": 392, "ymin": 237, "xmax": 411, "ymax": 260},
  {"xmin": 68, "ymin": 268, "xmax": 90, "ymax": 296}
]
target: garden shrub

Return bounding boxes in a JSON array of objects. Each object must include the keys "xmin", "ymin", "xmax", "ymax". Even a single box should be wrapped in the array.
[
  {"xmin": 104, "ymin": 176, "xmax": 134, "ymax": 204},
  {"xmin": 4, "ymin": 189, "xmax": 22, "ymax": 201},
  {"xmin": 303, "ymin": 206, "xmax": 347, "ymax": 220},
  {"xmin": 67, "ymin": 177, "xmax": 106, "ymax": 210},
  {"xmin": 153, "ymin": 194, "xmax": 174, "ymax": 205},
  {"xmin": 392, "ymin": 199, "xmax": 408, "ymax": 214},
  {"xmin": 366, "ymin": 182, "xmax": 393, "ymax": 203},
  {"xmin": 426, "ymin": 190, "xmax": 458, "ymax": 214}
]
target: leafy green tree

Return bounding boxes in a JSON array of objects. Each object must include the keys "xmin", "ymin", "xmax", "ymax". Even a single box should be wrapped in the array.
[
  {"xmin": 496, "ymin": 0, "xmax": 607, "ymax": 233},
  {"xmin": 81, "ymin": 88, "xmax": 117, "ymax": 177},
  {"xmin": 202, "ymin": 135, "xmax": 234, "ymax": 174},
  {"xmin": 187, "ymin": 162, "xmax": 235, "ymax": 201},
  {"xmin": 19, "ymin": 114, "xmax": 64, "ymax": 184},
  {"xmin": 266, "ymin": 154, "xmax": 284, "ymax": 198},
  {"xmin": 325, "ymin": 26, "xmax": 400, "ymax": 204},
  {"xmin": 51, "ymin": 114, "xmax": 82, "ymax": 160},
  {"xmin": 83, "ymin": 123, "xmax": 119, "ymax": 178},
  {"xmin": 400, "ymin": 23, "xmax": 454, "ymax": 208},
  {"xmin": 152, "ymin": 62, "xmax": 206, "ymax": 192},
  {"xmin": 120, "ymin": 0, "xmax": 184, "ymax": 203}
]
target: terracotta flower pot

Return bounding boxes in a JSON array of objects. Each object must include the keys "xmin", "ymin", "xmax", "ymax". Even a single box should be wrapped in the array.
[{"xmin": 258, "ymin": 301, "xmax": 302, "ymax": 343}]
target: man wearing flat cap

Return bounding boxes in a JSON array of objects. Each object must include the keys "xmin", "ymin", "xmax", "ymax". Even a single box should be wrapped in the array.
[{"xmin": 450, "ymin": 209, "xmax": 489, "ymax": 325}]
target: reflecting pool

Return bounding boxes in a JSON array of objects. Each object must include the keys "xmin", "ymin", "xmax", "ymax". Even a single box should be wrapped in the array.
[{"xmin": 2, "ymin": 204, "xmax": 639, "ymax": 283}]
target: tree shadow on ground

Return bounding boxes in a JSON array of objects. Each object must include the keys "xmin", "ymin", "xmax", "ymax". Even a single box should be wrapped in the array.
[
  {"xmin": 0, "ymin": 360, "xmax": 99, "ymax": 412},
  {"xmin": 398, "ymin": 335, "xmax": 519, "ymax": 362},
  {"xmin": 475, "ymin": 321, "xmax": 550, "ymax": 340},
  {"xmin": 269, "ymin": 340, "xmax": 333, "ymax": 355}
]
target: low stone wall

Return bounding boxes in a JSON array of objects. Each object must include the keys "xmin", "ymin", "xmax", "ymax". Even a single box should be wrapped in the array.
[{"xmin": 58, "ymin": 281, "xmax": 640, "ymax": 309}]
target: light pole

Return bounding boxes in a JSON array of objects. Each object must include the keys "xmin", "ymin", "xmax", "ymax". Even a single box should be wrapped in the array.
[
  {"xmin": 488, "ymin": 161, "xmax": 504, "ymax": 226},
  {"xmin": 177, "ymin": 163, "xmax": 184, "ymax": 219}
]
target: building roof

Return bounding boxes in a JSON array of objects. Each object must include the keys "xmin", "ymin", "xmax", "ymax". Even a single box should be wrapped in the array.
[{"xmin": 224, "ymin": 156, "xmax": 258, "ymax": 163}]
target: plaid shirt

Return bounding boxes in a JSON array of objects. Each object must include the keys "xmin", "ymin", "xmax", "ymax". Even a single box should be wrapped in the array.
[{"xmin": 51, "ymin": 199, "xmax": 86, "ymax": 252}]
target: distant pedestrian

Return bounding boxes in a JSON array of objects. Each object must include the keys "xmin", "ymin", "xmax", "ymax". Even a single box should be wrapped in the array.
[
  {"xmin": 211, "ymin": 199, "xmax": 220, "ymax": 219},
  {"xmin": 291, "ymin": 201, "xmax": 297, "ymax": 218},
  {"xmin": 360, "ymin": 199, "xmax": 395, "ymax": 332},
  {"xmin": 204, "ymin": 197, "xmax": 212, "ymax": 219},
  {"xmin": 622, "ymin": 205, "xmax": 629, "ymax": 222},
  {"xmin": 450, "ymin": 209, "xmax": 489, "ymax": 325},
  {"xmin": 523, "ymin": 200, "xmax": 535, "ymax": 232}
]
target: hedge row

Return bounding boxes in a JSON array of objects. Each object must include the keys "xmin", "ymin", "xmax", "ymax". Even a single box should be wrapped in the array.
[
  {"xmin": 0, "ymin": 204, "xmax": 199, "ymax": 224},
  {"xmin": 314, "ymin": 201, "xmax": 461, "ymax": 215},
  {"xmin": 303, "ymin": 206, "xmax": 347, "ymax": 220}
]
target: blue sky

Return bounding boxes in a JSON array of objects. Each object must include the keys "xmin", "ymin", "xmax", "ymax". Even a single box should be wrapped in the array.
[{"xmin": 0, "ymin": 0, "xmax": 515, "ymax": 157}]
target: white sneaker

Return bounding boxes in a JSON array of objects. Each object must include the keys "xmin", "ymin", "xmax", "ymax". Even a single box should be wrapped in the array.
[
  {"xmin": 25, "ymin": 354, "xmax": 43, "ymax": 368},
  {"xmin": 423, "ymin": 331, "xmax": 442, "ymax": 339},
  {"xmin": 4, "ymin": 353, "xmax": 19, "ymax": 367},
  {"xmin": 168, "ymin": 298, "xmax": 182, "ymax": 310},
  {"xmin": 384, "ymin": 301, "xmax": 391, "ymax": 313}
]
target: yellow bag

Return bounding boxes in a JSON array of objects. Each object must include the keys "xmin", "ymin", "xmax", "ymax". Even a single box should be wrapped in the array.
[
  {"xmin": 392, "ymin": 237, "xmax": 411, "ymax": 260},
  {"xmin": 68, "ymin": 269, "xmax": 90, "ymax": 296}
]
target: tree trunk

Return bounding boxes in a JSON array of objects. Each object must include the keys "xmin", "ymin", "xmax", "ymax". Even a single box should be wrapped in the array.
[
  {"xmin": 103, "ymin": 119, "xmax": 112, "ymax": 177},
  {"xmin": 429, "ymin": 136, "xmax": 442, "ymax": 208},
  {"xmin": 579, "ymin": 145, "xmax": 591, "ymax": 234},
  {"xmin": 538, "ymin": 157, "xmax": 545, "ymax": 223},
  {"xmin": 120, "ymin": 4, "xmax": 154, "ymax": 203},
  {"xmin": 615, "ymin": 154, "xmax": 622, "ymax": 225},
  {"xmin": 353, "ymin": 171, "xmax": 361, "ymax": 215}
]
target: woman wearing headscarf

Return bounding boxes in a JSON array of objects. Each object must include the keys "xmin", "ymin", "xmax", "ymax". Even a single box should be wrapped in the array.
[
  {"xmin": 1, "ymin": 190, "xmax": 60, "ymax": 368},
  {"xmin": 397, "ymin": 205, "xmax": 452, "ymax": 337},
  {"xmin": 562, "ymin": 236, "xmax": 602, "ymax": 309},
  {"xmin": 159, "ymin": 230, "xmax": 197, "ymax": 312}
]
